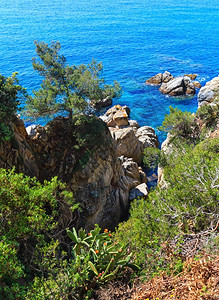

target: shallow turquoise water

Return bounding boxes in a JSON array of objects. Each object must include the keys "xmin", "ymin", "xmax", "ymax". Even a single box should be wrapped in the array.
[{"xmin": 0, "ymin": 0, "xmax": 218, "ymax": 142}]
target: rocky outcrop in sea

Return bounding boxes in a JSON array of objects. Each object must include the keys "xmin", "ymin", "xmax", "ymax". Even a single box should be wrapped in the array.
[{"xmin": 146, "ymin": 71, "xmax": 201, "ymax": 96}]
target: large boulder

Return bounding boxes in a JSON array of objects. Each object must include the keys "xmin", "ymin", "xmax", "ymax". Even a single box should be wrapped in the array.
[
  {"xmin": 111, "ymin": 126, "xmax": 159, "ymax": 164},
  {"xmin": 113, "ymin": 108, "xmax": 129, "ymax": 126},
  {"xmin": 159, "ymin": 76, "xmax": 196, "ymax": 96},
  {"xmin": 112, "ymin": 127, "xmax": 142, "ymax": 163},
  {"xmin": 136, "ymin": 126, "xmax": 159, "ymax": 148},
  {"xmin": 100, "ymin": 105, "xmax": 159, "ymax": 163},
  {"xmin": 198, "ymin": 76, "xmax": 219, "ymax": 107},
  {"xmin": 146, "ymin": 71, "xmax": 173, "ymax": 85},
  {"xmin": 100, "ymin": 105, "xmax": 130, "ymax": 128}
]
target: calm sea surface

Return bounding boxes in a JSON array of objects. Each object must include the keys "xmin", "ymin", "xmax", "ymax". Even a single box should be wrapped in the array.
[{"xmin": 0, "ymin": 0, "xmax": 218, "ymax": 142}]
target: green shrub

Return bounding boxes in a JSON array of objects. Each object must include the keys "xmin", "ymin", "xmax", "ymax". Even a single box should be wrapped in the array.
[
  {"xmin": 0, "ymin": 73, "xmax": 27, "ymax": 142},
  {"xmin": 0, "ymin": 168, "xmax": 77, "ymax": 299},
  {"xmin": 158, "ymin": 106, "xmax": 199, "ymax": 143},
  {"xmin": 196, "ymin": 103, "xmax": 219, "ymax": 129},
  {"xmin": 143, "ymin": 147, "xmax": 161, "ymax": 170},
  {"xmin": 25, "ymin": 225, "xmax": 138, "ymax": 299},
  {"xmin": 115, "ymin": 139, "xmax": 219, "ymax": 277}
]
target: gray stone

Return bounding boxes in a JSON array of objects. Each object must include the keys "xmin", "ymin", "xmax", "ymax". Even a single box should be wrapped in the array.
[
  {"xmin": 159, "ymin": 76, "xmax": 195, "ymax": 96},
  {"xmin": 129, "ymin": 183, "xmax": 149, "ymax": 201},
  {"xmin": 26, "ymin": 125, "xmax": 38, "ymax": 137},
  {"xmin": 198, "ymin": 76, "xmax": 219, "ymax": 107},
  {"xmin": 146, "ymin": 71, "xmax": 173, "ymax": 85},
  {"xmin": 162, "ymin": 71, "xmax": 174, "ymax": 83}
]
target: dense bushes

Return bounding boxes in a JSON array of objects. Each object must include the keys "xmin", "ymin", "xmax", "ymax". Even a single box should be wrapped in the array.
[
  {"xmin": 0, "ymin": 168, "xmax": 78, "ymax": 299},
  {"xmin": 0, "ymin": 169, "xmax": 135, "ymax": 299},
  {"xmin": 115, "ymin": 107, "xmax": 219, "ymax": 278},
  {"xmin": 0, "ymin": 73, "xmax": 26, "ymax": 142}
]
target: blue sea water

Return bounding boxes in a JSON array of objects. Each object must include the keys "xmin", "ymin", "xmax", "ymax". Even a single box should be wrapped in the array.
[{"xmin": 0, "ymin": 0, "xmax": 218, "ymax": 142}]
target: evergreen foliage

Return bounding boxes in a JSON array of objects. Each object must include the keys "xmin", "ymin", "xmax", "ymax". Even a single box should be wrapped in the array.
[
  {"xmin": 116, "ymin": 107, "xmax": 219, "ymax": 278},
  {"xmin": 0, "ymin": 168, "xmax": 77, "ymax": 299},
  {"xmin": 0, "ymin": 73, "xmax": 26, "ymax": 142},
  {"xmin": 158, "ymin": 106, "xmax": 199, "ymax": 143},
  {"xmin": 25, "ymin": 41, "xmax": 121, "ymax": 119}
]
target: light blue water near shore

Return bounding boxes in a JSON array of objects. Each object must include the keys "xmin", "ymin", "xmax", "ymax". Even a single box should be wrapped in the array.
[{"xmin": 0, "ymin": 0, "xmax": 218, "ymax": 142}]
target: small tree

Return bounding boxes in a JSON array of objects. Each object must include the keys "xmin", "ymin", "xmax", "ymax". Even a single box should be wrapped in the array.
[
  {"xmin": 0, "ymin": 72, "xmax": 26, "ymax": 142},
  {"xmin": 25, "ymin": 41, "xmax": 121, "ymax": 119},
  {"xmin": 158, "ymin": 106, "xmax": 200, "ymax": 143}
]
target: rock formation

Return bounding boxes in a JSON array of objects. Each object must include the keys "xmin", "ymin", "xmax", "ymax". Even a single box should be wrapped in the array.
[
  {"xmin": 0, "ymin": 110, "xmax": 157, "ymax": 231},
  {"xmin": 159, "ymin": 76, "xmax": 196, "ymax": 96},
  {"xmin": 146, "ymin": 71, "xmax": 201, "ymax": 96},
  {"xmin": 197, "ymin": 75, "xmax": 219, "ymax": 107},
  {"xmin": 0, "ymin": 117, "xmax": 39, "ymax": 178},
  {"xmin": 100, "ymin": 105, "xmax": 159, "ymax": 164},
  {"xmin": 146, "ymin": 71, "xmax": 174, "ymax": 85},
  {"xmin": 91, "ymin": 96, "xmax": 112, "ymax": 109}
]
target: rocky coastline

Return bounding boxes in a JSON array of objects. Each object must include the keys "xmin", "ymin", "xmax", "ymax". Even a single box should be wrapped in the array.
[
  {"xmin": 1, "ymin": 73, "xmax": 217, "ymax": 231},
  {"xmin": 158, "ymin": 75, "xmax": 219, "ymax": 186},
  {"xmin": 0, "ymin": 105, "xmax": 159, "ymax": 231}
]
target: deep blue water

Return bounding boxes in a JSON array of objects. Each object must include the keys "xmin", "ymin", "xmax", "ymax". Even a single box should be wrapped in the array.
[{"xmin": 0, "ymin": 0, "xmax": 218, "ymax": 142}]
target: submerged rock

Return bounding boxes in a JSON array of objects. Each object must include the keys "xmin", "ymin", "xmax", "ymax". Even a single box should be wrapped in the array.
[{"xmin": 91, "ymin": 96, "xmax": 112, "ymax": 109}]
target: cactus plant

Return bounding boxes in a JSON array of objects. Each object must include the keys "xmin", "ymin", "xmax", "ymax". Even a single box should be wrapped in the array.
[{"xmin": 67, "ymin": 225, "xmax": 138, "ymax": 285}]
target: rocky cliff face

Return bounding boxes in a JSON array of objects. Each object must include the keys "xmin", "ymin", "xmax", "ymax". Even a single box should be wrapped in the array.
[
  {"xmin": 0, "ymin": 113, "xmax": 156, "ymax": 230},
  {"xmin": 0, "ymin": 117, "xmax": 39, "ymax": 178}
]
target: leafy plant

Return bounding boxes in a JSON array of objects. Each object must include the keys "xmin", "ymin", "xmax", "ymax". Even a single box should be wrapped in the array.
[
  {"xmin": 66, "ymin": 225, "xmax": 138, "ymax": 295},
  {"xmin": 0, "ymin": 72, "xmax": 27, "ymax": 142},
  {"xmin": 158, "ymin": 106, "xmax": 199, "ymax": 143},
  {"xmin": 196, "ymin": 103, "xmax": 219, "ymax": 129},
  {"xmin": 115, "ymin": 138, "xmax": 219, "ymax": 277},
  {"xmin": 0, "ymin": 168, "xmax": 78, "ymax": 299},
  {"xmin": 25, "ymin": 41, "xmax": 121, "ymax": 119}
]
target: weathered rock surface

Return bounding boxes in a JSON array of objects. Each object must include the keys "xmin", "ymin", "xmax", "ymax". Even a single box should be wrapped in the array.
[
  {"xmin": 198, "ymin": 76, "xmax": 219, "ymax": 107},
  {"xmin": 113, "ymin": 108, "xmax": 129, "ymax": 126},
  {"xmin": 184, "ymin": 74, "xmax": 197, "ymax": 80},
  {"xmin": 112, "ymin": 126, "xmax": 159, "ymax": 164},
  {"xmin": 0, "ymin": 114, "xmax": 152, "ymax": 231},
  {"xmin": 193, "ymin": 81, "xmax": 202, "ymax": 89},
  {"xmin": 159, "ymin": 76, "xmax": 196, "ymax": 96},
  {"xmin": 100, "ymin": 105, "xmax": 159, "ymax": 163},
  {"xmin": 146, "ymin": 72, "xmax": 200, "ymax": 96},
  {"xmin": 100, "ymin": 105, "xmax": 130, "ymax": 128},
  {"xmin": 26, "ymin": 125, "xmax": 38, "ymax": 137},
  {"xmin": 0, "ymin": 117, "xmax": 39, "ymax": 178},
  {"xmin": 129, "ymin": 183, "xmax": 149, "ymax": 201},
  {"xmin": 91, "ymin": 96, "xmax": 112, "ymax": 109},
  {"xmin": 146, "ymin": 71, "xmax": 173, "ymax": 85}
]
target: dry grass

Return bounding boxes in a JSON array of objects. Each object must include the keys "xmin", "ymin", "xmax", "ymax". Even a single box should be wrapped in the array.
[
  {"xmin": 93, "ymin": 253, "xmax": 219, "ymax": 300},
  {"xmin": 132, "ymin": 253, "xmax": 219, "ymax": 300}
]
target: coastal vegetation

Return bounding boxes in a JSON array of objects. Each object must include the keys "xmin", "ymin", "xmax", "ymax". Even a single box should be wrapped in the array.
[
  {"xmin": 0, "ymin": 45, "xmax": 218, "ymax": 298},
  {"xmin": 0, "ymin": 73, "xmax": 26, "ymax": 142},
  {"xmin": 25, "ymin": 41, "xmax": 121, "ymax": 119}
]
